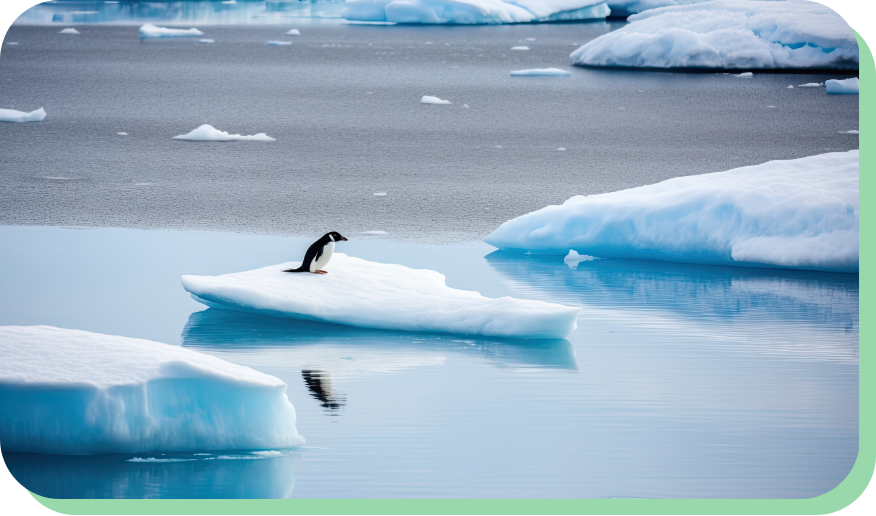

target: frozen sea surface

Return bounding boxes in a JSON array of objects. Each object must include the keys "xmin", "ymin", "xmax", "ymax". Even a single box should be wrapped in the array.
[
  {"xmin": 0, "ymin": 23, "xmax": 858, "ymax": 242},
  {"xmin": 0, "ymin": 226, "xmax": 858, "ymax": 498}
]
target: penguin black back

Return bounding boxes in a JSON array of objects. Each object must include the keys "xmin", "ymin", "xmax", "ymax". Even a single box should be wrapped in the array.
[{"xmin": 284, "ymin": 231, "xmax": 348, "ymax": 274}]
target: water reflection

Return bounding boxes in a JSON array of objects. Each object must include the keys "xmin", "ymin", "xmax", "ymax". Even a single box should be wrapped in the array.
[
  {"xmin": 3, "ymin": 450, "xmax": 299, "ymax": 499},
  {"xmin": 181, "ymin": 308, "xmax": 579, "ymax": 374},
  {"xmin": 301, "ymin": 369, "xmax": 345, "ymax": 411}
]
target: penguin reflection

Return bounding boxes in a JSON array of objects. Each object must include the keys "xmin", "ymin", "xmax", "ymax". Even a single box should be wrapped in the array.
[{"xmin": 301, "ymin": 369, "xmax": 346, "ymax": 410}]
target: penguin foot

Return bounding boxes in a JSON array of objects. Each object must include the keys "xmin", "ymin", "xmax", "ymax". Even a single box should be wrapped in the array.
[{"xmin": 314, "ymin": 270, "xmax": 328, "ymax": 275}]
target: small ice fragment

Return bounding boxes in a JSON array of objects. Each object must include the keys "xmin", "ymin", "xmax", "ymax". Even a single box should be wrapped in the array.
[
  {"xmin": 128, "ymin": 458, "xmax": 196, "ymax": 463},
  {"xmin": 526, "ymin": 38, "xmax": 536, "ymax": 41},
  {"xmin": 139, "ymin": 24, "xmax": 203, "ymax": 38},
  {"xmin": 838, "ymin": 130, "xmax": 859, "ymax": 134},
  {"xmin": 199, "ymin": 39, "xmax": 214, "ymax": 44},
  {"xmin": 251, "ymin": 450, "xmax": 283, "ymax": 457},
  {"xmin": 193, "ymin": 453, "xmax": 211, "ymax": 456},
  {"xmin": 135, "ymin": 183, "xmax": 152, "ymax": 186},
  {"xmin": 6, "ymin": 42, "xmax": 18, "ymax": 45},
  {"xmin": 557, "ymin": 148, "xmax": 566, "ymax": 151},
  {"xmin": 767, "ymin": 105, "xmax": 776, "ymax": 108},
  {"xmin": 463, "ymin": 104, "xmax": 469, "ymax": 108},
  {"xmin": 564, "ymin": 250, "xmax": 597, "ymax": 269},
  {"xmin": 286, "ymin": 29, "xmax": 300, "ymax": 36},
  {"xmin": 787, "ymin": 85, "xmax": 794, "ymax": 89},
  {"xmin": 373, "ymin": 192, "xmax": 387, "ymax": 196},
  {"xmin": 797, "ymin": 82, "xmax": 824, "ymax": 87},
  {"xmin": 221, "ymin": 0, "xmax": 237, "ymax": 4},
  {"xmin": 638, "ymin": 89, "xmax": 644, "ymax": 92},
  {"xmin": 44, "ymin": 177, "xmax": 72, "ymax": 180},
  {"xmin": 445, "ymin": 43, "xmax": 450, "ymax": 46},
  {"xmin": 510, "ymin": 68, "xmax": 571, "ymax": 77},
  {"xmin": 361, "ymin": 231, "xmax": 387, "ymax": 235},
  {"xmin": 117, "ymin": 132, "xmax": 128, "ymax": 135},
  {"xmin": 0, "ymin": 107, "xmax": 46, "ymax": 123},
  {"xmin": 340, "ymin": 357, "xmax": 354, "ymax": 360},
  {"xmin": 58, "ymin": 28, "xmax": 79, "ymax": 35},
  {"xmin": 425, "ymin": 41, "xmax": 433, "ymax": 44},
  {"xmin": 267, "ymin": 41, "xmax": 292, "ymax": 46},
  {"xmin": 367, "ymin": 92, "xmax": 373, "ymax": 94},
  {"xmin": 173, "ymin": 124, "xmax": 275, "ymax": 142},
  {"xmin": 420, "ymin": 96, "xmax": 451, "ymax": 105},
  {"xmin": 618, "ymin": 107, "xmax": 625, "ymax": 110},
  {"xmin": 733, "ymin": 72, "xmax": 753, "ymax": 78},
  {"xmin": 826, "ymin": 77, "xmax": 859, "ymax": 94},
  {"xmin": 495, "ymin": 145, "xmax": 502, "ymax": 148},
  {"xmin": 511, "ymin": 46, "xmax": 530, "ymax": 51}
]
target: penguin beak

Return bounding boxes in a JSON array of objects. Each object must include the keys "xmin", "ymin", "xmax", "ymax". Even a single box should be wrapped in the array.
[{"xmin": 339, "ymin": 236, "xmax": 348, "ymax": 241}]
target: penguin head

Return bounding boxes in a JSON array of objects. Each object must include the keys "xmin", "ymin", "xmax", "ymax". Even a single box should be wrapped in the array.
[{"xmin": 326, "ymin": 231, "xmax": 348, "ymax": 242}]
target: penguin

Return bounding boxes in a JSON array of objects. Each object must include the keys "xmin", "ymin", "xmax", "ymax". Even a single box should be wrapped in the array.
[{"xmin": 284, "ymin": 231, "xmax": 348, "ymax": 275}]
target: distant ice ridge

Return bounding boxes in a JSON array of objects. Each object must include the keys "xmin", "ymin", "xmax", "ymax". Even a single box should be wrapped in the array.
[
  {"xmin": 606, "ymin": 0, "xmax": 711, "ymax": 17},
  {"xmin": 826, "ymin": 77, "xmax": 859, "ymax": 94},
  {"xmin": 181, "ymin": 254, "xmax": 581, "ymax": 339},
  {"xmin": 139, "ymin": 24, "xmax": 204, "ymax": 38},
  {"xmin": 0, "ymin": 107, "xmax": 46, "ymax": 123},
  {"xmin": 485, "ymin": 151, "xmax": 859, "ymax": 273},
  {"xmin": 0, "ymin": 326, "xmax": 305, "ymax": 455},
  {"xmin": 571, "ymin": 0, "xmax": 858, "ymax": 70},
  {"xmin": 342, "ymin": 0, "xmax": 610, "ymax": 24},
  {"xmin": 511, "ymin": 68, "xmax": 572, "ymax": 77},
  {"xmin": 173, "ymin": 124, "xmax": 276, "ymax": 142}
]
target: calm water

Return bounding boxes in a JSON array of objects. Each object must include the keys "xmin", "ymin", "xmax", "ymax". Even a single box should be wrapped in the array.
[{"xmin": 0, "ymin": 226, "xmax": 858, "ymax": 498}]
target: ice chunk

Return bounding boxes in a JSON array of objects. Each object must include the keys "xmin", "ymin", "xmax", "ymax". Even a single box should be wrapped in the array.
[
  {"xmin": 373, "ymin": 192, "xmax": 388, "ymax": 196},
  {"xmin": 199, "ymin": 38, "xmax": 214, "ymax": 44},
  {"xmin": 564, "ymin": 250, "xmax": 597, "ymax": 269},
  {"xmin": 117, "ymin": 132, "xmax": 128, "ymax": 135},
  {"xmin": 511, "ymin": 46, "xmax": 530, "ymax": 50},
  {"xmin": 173, "ymin": 124, "xmax": 276, "ymax": 142},
  {"xmin": 485, "ymin": 151, "xmax": 858, "ymax": 273},
  {"xmin": 181, "ymin": 254, "xmax": 580, "ymax": 339},
  {"xmin": 838, "ymin": 130, "xmax": 859, "ymax": 134},
  {"xmin": 286, "ymin": 29, "xmax": 301, "ymax": 35},
  {"xmin": 7, "ymin": 41, "xmax": 19, "ymax": 45},
  {"xmin": 58, "ymin": 28, "xmax": 80, "ymax": 34},
  {"xmin": 0, "ymin": 326, "xmax": 305, "ymax": 455},
  {"xmin": 787, "ymin": 85, "xmax": 794, "ymax": 88},
  {"xmin": 511, "ymin": 68, "xmax": 572, "ymax": 77},
  {"xmin": 733, "ymin": 72, "xmax": 753, "ymax": 78},
  {"xmin": 421, "ymin": 95, "xmax": 451, "ymax": 104},
  {"xmin": 267, "ymin": 41, "xmax": 292, "ymax": 46},
  {"xmin": 139, "ymin": 24, "xmax": 204, "ymax": 38},
  {"xmin": 571, "ymin": 0, "xmax": 858, "ymax": 70},
  {"xmin": 0, "ymin": 107, "xmax": 46, "ymax": 123},
  {"xmin": 826, "ymin": 77, "xmax": 859, "ymax": 94},
  {"xmin": 798, "ymin": 82, "xmax": 824, "ymax": 87},
  {"xmin": 343, "ymin": 0, "xmax": 609, "ymax": 25}
]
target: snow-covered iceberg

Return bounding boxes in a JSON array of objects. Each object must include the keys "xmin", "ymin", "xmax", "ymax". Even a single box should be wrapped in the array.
[
  {"xmin": 342, "ymin": 0, "xmax": 610, "ymax": 24},
  {"xmin": 571, "ymin": 0, "xmax": 858, "ymax": 70},
  {"xmin": 139, "ymin": 24, "xmax": 204, "ymax": 38},
  {"xmin": 511, "ymin": 68, "xmax": 572, "ymax": 77},
  {"xmin": 0, "ymin": 326, "xmax": 305, "ymax": 455},
  {"xmin": 826, "ymin": 77, "xmax": 859, "ymax": 94},
  {"xmin": 173, "ymin": 124, "xmax": 276, "ymax": 141},
  {"xmin": 485, "ymin": 151, "xmax": 859, "ymax": 273},
  {"xmin": 0, "ymin": 107, "xmax": 45, "ymax": 123},
  {"xmin": 180, "ymin": 254, "xmax": 580, "ymax": 339}
]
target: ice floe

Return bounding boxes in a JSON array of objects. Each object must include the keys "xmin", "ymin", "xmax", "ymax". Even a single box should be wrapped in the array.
[
  {"xmin": 117, "ymin": 132, "xmax": 128, "ymax": 135},
  {"xmin": 287, "ymin": 29, "xmax": 301, "ymax": 35},
  {"xmin": 139, "ymin": 24, "xmax": 204, "ymax": 38},
  {"xmin": 485, "ymin": 151, "xmax": 858, "ymax": 273},
  {"xmin": 342, "ymin": 0, "xmax": 610, "ymax": 25},
  {"xmin": 0, "ymin": 107, "xmax": 46, "ymax": 123},
  {"xmin": 798, "ymin": 82, "xmax": 823, "ymax": 87},
  {"xmin": 838, "ymin": 130, "xmax": 859, "ymax": 134},
  {"xmin": 0, "ymin": 326, "xmax": 305, "ymax": 455},
  {"xmin": 267, "ymin": 41, "xmax": 293, "ymax": 46},
  {"xmin": 181, "ymin": 253, "xmax": 580, "ymax": 339},
  {"xmin": 173, "ymin": 124, "xmax": 276, "ymax": 142},
  {"xmin": 510, "ymin": 68, "xmax": 572, "ymax": 78},
  {"xmin": 421, "ymin": 95, "xmax": 451, "ymax": 104},
  {"xmin": 571, "ymin": 0, "xmax": 858, "ymax": 70},
  {"xmin": 826, "ymin": 77, "xmax": 859, "ymax": 94},
  {"xmin": 373, "ymin": 192, "xmax": 388, "ymax": 196},
  {"xmin": 200, "ymin": 38, "xmax": 215, "ymax": 44},
  {"xmin": 733, "ymin": 72, "xmax": 753, "ymax": 78},
  {"xmin": 58, "ymin": 28, "xmax": 80, "ymax": 34}
]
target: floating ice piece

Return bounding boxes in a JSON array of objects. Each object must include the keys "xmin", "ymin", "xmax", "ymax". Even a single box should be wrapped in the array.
[
  {"xmin": 839, "ymin": 130, "xmax": 859, "ymax": 134},
  {"xmin": 361, "ymin": 230, "xmax": 388, "ymax": 235},
  {"xmin": 485, "ymin": 151, "xmax": 858, "ymax": 273},
  {"xmin": 0, "ymin": 107, "xmax": 46, "ymax": 123},
  {"xmin": 0, "ymin": 326, "xmax": 305, "ymax": 455},
  {"xmin": 571, "ymin": 0, "xmax": 858, "ymax": 70},
  {"xmin": 200, "ymin": 38, "xmax": 215, "ymax": 44},
  {"xmin": 826, "ymin": 77, "xmax": 859, "ymax": 94},
  {"xmin": 181, "ymin": 254, "xmax": 580, "ymax": 339},
  {"xmin": 421, "ymin": 95, "xmax": 451, "ymax": 104},
  {"xmin": 733, "ymin": 72, "xmax": 753, "ymax": 78},
  {"xmin": 798, "ymin": 82, "xmax": 824, "ymax": 87},
  {"xmin": 6, "ymin": 42, "xmax": 18, "ymax": 45},
  {"xmin": 342, "ymin": 0, "xmax": 610, "ymax": 25},
  {"xmin": 117, "ymin": 132, "xmax": 128, "ymax": 135},
  {"xmin": 267, "ymin": 41, "xmax": 292, "ymax": 46},
  {"xmin": 139, "ymin": 24, "xmax": 204, "ymax": 38},
  {"xmin": 787, "ymin": 85, "xmax": 794, "ymax": 89},
  {"xmin": 564, "ymin": 250, "xmax": 597, "ymax": 269},
  {"xmin": 373, "ymin": 192, "xmax": 388, "ymax": 196},
  {"xmin": 173, "ymin": 124, "xmax": 275, "ymax": 142},
  {"xmin": 511, "ymin": 46, "xmax": 530, "ymax": 50},
  {"xmin": 526, "ymin": 37, "xmax": 537, "ymax": 41},
  {"xmin": 510, "ymin": 68, "xmax": 571, "ymax": 77},
  {"xmin": 463, "ymin": 104, "xmax": 470, "ymax": 108},
  {"xmin": 58, "ymin": 28, "xmax": 79, "ymax": 34},
  {"xmin": 286, "ymin": 29, "xmax": 301, "ymax": 35},
  {"xmin": 557, "ymin": 147, "xmax": 566, "ymax": 151}
]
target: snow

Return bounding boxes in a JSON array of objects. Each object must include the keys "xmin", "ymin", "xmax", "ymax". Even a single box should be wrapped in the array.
[
  {"xmin": 0, "ymin": 326, "xmax": 305, "ymax": 455},
  {"xmin": 58, "ymin": 28, "xmax": 79, "ymax": 34},
  {"xmin": 0, "ymin": 107, "xmax": 46, "ymax": 123},
  {"xmin": 485, "ymin": 151, "xmax": 858, "ymax": 273},
  {"xmin": 798, "ymin": 82, "xmax": 823, "ymax": 87},
  {"xmin": 511, "ymin": 68, "xmax": 572, "ymax": 77},
  {"xmin": 342, "ymin": 0, "xmax": 609, "ymax": 24},
  {"xmin": 571, "ymin": 0, "xmax": 858, "ymax": 70},
  {"xmin": 139, "ymin": 24, "xmax": 204, "ymax": 38},
  {"xmin": 267, "ymin": 41, "xmax": 293, "ymax": 46},
  {"xmin": 826, "ymin": 77, "xmax": 859, "ymax": 94},
  {"xmin": 180, "ymin": 253, "xmax": 581, "ymax": 339},
  {"xmin": 287, "ymin": 29, "xmax": 301, "ymax": 35},
  {"xmin": 421, "ymin": 95, "xmax": 451, "ymax": 104},
  {"xmin": 173, "ymin": 124, "xmax": 276, "ymax": 142}
]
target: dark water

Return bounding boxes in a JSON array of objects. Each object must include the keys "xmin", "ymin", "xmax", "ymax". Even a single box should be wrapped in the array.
[
  {"xmin": 0, "ymin": 226, "xmax": 858, "ymax": 498},
  {"xmin": 0, "ymin": 19, "xmax": 859, "ymax": 242}
]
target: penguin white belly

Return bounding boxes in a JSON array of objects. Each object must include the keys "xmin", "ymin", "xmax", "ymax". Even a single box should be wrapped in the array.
[{"xmin": 311, "ymin": 241, "xmax": 335, "ymax": 271}]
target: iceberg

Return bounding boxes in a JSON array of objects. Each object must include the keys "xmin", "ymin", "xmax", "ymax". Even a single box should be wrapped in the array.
[
  {"xmin": 571, "ymin": 0, "xmax": 859, "ymax": 70},
  {"xmin": 342, "ymin": 0, "xmax": 610, "ymax": 25},
  {"xmin": 139, "ymin": 24, "xmax": 204, "ymax": 38},
  {"xmin": 180, "ymin": 253, "xmax": 581, "ymax": 339},
  {"xmin": 826, "ymin": 77, "xmax": 859, "ymax": 94},
  {"xmin": 173, "ymin": 124, "xmax": 276, "ymax": 142},
  {"xmin": 484, "ymin": 151, "xmax": 859, "ymax": 273},
  {"xmin": 58, "ymin": 28, "xmax": 80, "ymax": 34},
  {"xmin": 0, "ymin": 107, "xmax": 46, "ymax": 123},
  {"xmin": 511, "ymin": 68, "xmax": 572, "ymax": 77},
  {"xmin": 421, "ymin": 95, "xmax": 451, "ymax": 104},
  {"xmin": 0, "ymin": 326, "xmax": 305, "ymax": 455}
]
